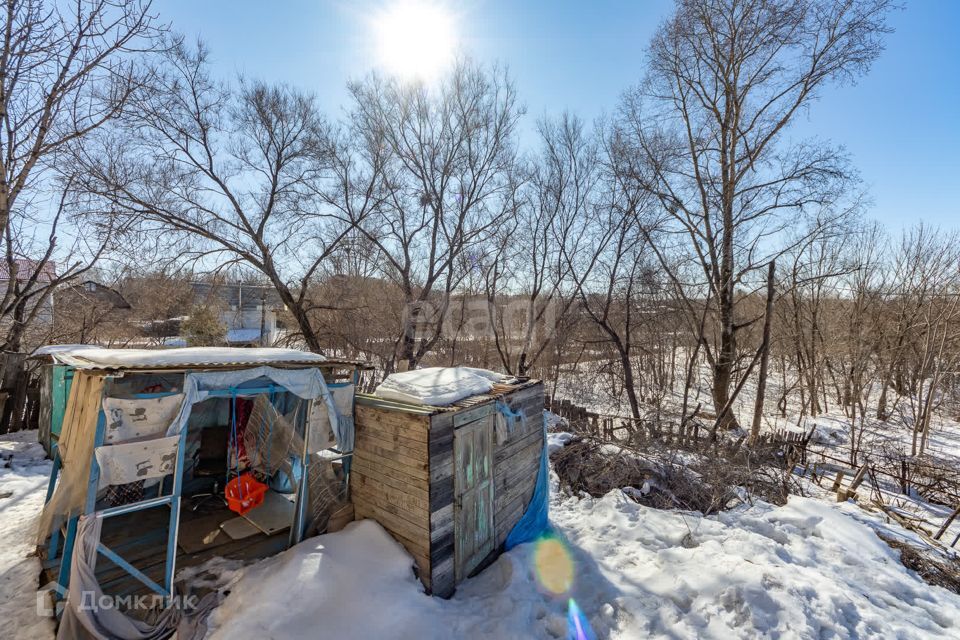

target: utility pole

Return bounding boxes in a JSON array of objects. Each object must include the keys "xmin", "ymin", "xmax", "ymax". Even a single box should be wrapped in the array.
[{"xmin": 259, "ymin": 290, "xmax": 267, "ymax": 347}]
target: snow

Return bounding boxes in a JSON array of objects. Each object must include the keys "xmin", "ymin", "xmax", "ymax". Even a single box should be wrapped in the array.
[
  {"xmin": 200, "ymin": 482, "xmax": 960, "ymax": 639},
  {"xmin": 547, "ymin": 431, "xmax": 574, "ymax": 454},
  {"xmin": 552, "ymin": 491, "xmax": 960, "ymax": 638},
  {"xmin": 543, "ymin": 409, "xmax": 567, "ymax": 431},
  {"xmin": 225, "ymin": 329, "xmax": 263, "ymax": 344},
  {"xmin": 0, "ymin": 431, "xmax": 55, "ymax": 640},
  {"xmin": 30, "ymin": 344, "xmax": 100, "ymax": 357},
  {"xmin": 38, "ymin": 346, "xmax": 329, "ymax": 368},
  {"xmin": 374, "ymin": 367, "xmax": 506, "ymax": 406}
]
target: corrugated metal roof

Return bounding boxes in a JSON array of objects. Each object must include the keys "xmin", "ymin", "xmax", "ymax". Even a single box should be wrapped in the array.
[{"xmin": 32, "ymin": 346, "xmax": 369, "ymax": 371}]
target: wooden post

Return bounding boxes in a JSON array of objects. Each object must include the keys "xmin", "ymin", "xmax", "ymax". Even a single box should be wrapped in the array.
[
  {"xmin": 837, "ymin": 464, "xmax": 868, "ymax": 502},
  {"xmin": 849, "ymin": 464, "xmax": 869, "ymax": 492},
  {"xmin": 831, "ymin": 470, "xmax": 845, "ymax": 493},
  {"xmin": 934, "ymin": 505, "xmax": 960, "ymax": 541}
]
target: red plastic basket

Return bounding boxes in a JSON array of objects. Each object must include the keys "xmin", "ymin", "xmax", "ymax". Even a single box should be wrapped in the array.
[{"xmin": 225, "ymin": 473, "xmax": 268, "ymax": 515}]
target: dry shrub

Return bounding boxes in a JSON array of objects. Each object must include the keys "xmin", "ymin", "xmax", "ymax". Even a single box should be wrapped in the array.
[
  {"xmin": 877, "ymin": 533, "xmax": 960, "ymax": 594},
  {"xmin": 875, "ymin": 444, "xmax": 960, "ymax": 507},
  {"xmin": 551, "ymin": 434, "xmax": 800, "ymax": 514},
  {"xmin": 551, "ymin": 437, "xmax": 653, "ymax": 497}
]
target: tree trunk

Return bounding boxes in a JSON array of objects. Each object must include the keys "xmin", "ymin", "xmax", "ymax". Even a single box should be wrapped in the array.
[
  {"xmin": 714, "ymin": 196, "xmax": 738, "ymax": 429},
  {"xmin": 750, "ymin": 261, "xmax": 776, "ymax": 444}
]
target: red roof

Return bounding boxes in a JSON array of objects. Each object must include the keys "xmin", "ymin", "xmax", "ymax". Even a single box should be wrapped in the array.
[{"xmin": 0, "ymin": 258, "xmax": 57, "ymax": 283}]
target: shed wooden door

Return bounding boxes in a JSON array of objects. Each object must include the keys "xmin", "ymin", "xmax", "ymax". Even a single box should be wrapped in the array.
[{"xmin": 454, "ymin": 415, "xmax": 495, "ymax": 581}]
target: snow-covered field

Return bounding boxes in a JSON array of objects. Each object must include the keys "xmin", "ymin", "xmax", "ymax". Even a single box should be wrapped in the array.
[{"xmin": 3, "ymin": 424, "xmax": 960, "ymax": 639}]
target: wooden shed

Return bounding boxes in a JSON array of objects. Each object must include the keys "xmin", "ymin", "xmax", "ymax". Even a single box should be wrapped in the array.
[{"xmin": 352, "ymin": 378, "xmax": 545, "ymax": 597}]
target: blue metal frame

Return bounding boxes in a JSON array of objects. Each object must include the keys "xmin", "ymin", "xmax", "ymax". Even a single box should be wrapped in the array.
[
  {"xmin": 164, "ymin": 427, "xmax": 188, "ymax": 600},
  {"xmin": 45, "ymin": 450, "xmax": 62, "ymax": 560},
  {"xmin": 97, "ymin": 542, "xmax": 167, "ymax": 597},
  {"xmin": 46, "ymin": 367, "xmax": 360, "ymax": 611},
  {"xmin": 130, "ymin": 391, "xmax": 181, "ymax": 399}
]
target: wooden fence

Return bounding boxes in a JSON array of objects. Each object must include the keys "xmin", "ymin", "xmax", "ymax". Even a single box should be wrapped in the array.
[
  {"xmin": 0, "ymin": 352, "xmax": 41, "ymax": 434},
  {"xmin": 546, "ymin": 394, "xmax": 959, "ymax": 547},
  {"xmin": 545, "ymin": 394, "xmax": 814, "ymax": 460}
]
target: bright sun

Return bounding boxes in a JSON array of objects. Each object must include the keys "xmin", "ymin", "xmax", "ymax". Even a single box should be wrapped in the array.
[{"xmin": 373, "ymin": 1, "xmax": 457, "ymax": 81}]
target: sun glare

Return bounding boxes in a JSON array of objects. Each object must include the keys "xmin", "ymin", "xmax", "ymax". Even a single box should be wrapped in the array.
[{"xmin": 373, "ymin": 1, "xmax": 457, "ymax": 81}]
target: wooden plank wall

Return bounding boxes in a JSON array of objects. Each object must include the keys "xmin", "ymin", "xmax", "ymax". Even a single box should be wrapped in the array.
[
  {"xmin": 427, "ymin": 411, "xmax": 456, "ymax": 597},
  {"xmin": 351, "ymin": 404, "xmax": 433, "ymax": 589},
  {"xmin": 492, "ymin": 383, "xmax": 545, "ymax": 549}
]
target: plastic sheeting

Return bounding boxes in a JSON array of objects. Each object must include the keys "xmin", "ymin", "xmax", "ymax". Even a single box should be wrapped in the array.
[
  {"xmin": 504, "ymin": 425, "xmax": 550, "ymax": 550},
  {"xmin": 166, "ymin": 366, "xmax": 343, "ymax": 451},
  {"xmin": 308, "ymin": 384, "xmax": 354, "ymax": 453},
  {"xmin": 56, "ymin": 514, "xmax": 219, "ymax": 640}
]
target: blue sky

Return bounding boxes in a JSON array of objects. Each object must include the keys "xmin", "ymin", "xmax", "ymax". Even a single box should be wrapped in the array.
[{"xmin": 162, "ymin": 0, "xmax": 960, "ymax": 230}]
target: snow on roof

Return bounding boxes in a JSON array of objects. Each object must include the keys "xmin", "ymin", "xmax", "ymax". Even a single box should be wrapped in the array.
[
  {"xmin": 38, "ymin": 346, "xmax": 333, "ymax": 370},
  {"xmin": 373, "ymin": 366, "xmax": 507, "ymax": 406},
  {"xmin": 31, "ymin": 344, "xmax": 101, "ymax": 357}
]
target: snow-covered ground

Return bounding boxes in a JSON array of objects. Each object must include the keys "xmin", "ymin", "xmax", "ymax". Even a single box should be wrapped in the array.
[
  {"xmin": 553, "ymin": 358, "xmax": 960, "ymax": 546},
  {"xmin": 4, "ymin": 425, "xmax": 960, "ymax": 639},
  {"xmin": 0, "ymin": 432, "xmax": 55, "ymax": 640},
  {"xmin": 203, "ymin": 472, "xmax": 960, "ymax": 639}
]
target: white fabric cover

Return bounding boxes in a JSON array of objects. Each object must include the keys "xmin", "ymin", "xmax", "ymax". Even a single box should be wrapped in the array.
[
  {"xmin": 166, "ymin": 366, "xmax": 344, "ymax": 451},
  {"xmin": 374, "ymin": 367, "xmax": 504, "ymax": 406},
  {"xmin": 94, "ymin": 436, "xmax": 180, "ymax": 489},
  {"xmin": 308, "ymin": 384, "xmax": 354, "ymax": 453},
  {"xmin": 57, "ymin": 515, "xmax": 219, "ymax": 640},
  {"xmin": 102, "ymin": 395, "xmax": 184, "ymax": 444}
]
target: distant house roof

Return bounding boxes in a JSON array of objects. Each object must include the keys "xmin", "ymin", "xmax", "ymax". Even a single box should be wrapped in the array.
[
  {"xmin": 0, "ymin": 258, "xmax": 57, "ymax": 283},
  {"xmin": 59, "ymin": 281, "xmax": 132, "ymax": 309},
  {"xmin": 191, "ymin": 282, "xmax": 283, "ymax": 310}
]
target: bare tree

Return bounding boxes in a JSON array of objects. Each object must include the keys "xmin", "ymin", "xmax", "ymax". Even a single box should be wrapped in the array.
[
  {"xmin": 74, "ymin": 42, "xmax": 381, "ymax": 352},
  {"xmin": 620, "ymin": 0, "xmax": 891, "ymax": 427},
  {"xmin": 0, "ymin": 0, "xmax": 161, "ymax": 349},
  {"xmin": 346, "ymin": 59, "xmax": 523, "ymax": 371},
  {"xmin": 483, "ymin": 113, "xmax": 595, "ymax": 376}
]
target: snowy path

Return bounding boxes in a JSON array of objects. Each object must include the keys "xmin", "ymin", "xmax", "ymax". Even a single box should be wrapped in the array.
[{"xmin": 0, "ymin": 432, "xmax": 55, "ymax": 640}]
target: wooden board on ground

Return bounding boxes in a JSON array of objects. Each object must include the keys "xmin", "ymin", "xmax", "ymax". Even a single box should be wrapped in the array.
[
  {"xmin": 242, "ymin": 490, "xmax": 295, "ymax": 535},
  {"xmin": 220, "ymin": 516, "xmax": 261, "ymax": 540},
  {"xmin": 177, "ymin": 511, "xmax": 230, "ymax": 553}
]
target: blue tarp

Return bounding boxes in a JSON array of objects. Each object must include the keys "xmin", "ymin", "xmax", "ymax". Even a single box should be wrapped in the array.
[{"xmin": 505, "ymin": 425, "xmax": 550, "ymax": 549}]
